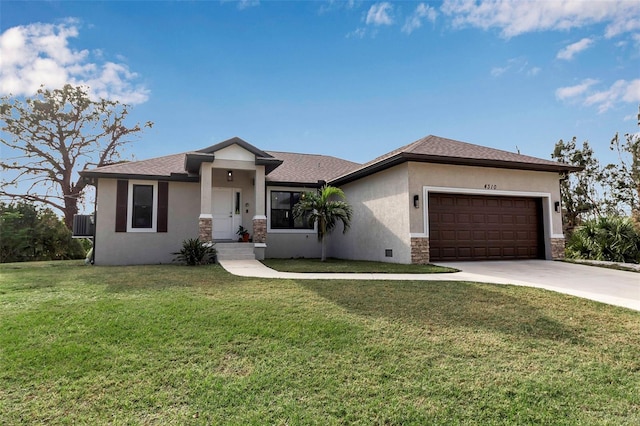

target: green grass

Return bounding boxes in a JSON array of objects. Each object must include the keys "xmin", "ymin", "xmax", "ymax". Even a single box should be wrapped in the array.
[
  {"xmin": 1, "ymin": 260, "xmax": 639, "ymax": 424},
  {"xmin": 261, "ymin": 258, "xmax": 457, "ymax": 273}
]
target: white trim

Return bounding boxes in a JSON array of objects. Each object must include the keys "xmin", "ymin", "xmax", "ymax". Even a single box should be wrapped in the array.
[
  {"xmin": 127, "ymin": 180, "xmax": 157, "ymax": 233},
  {"xmin": 252, "ymin": 215, "xmax": 267, "ymax": 221},
  {"xmin": 422, "ymin": 185, "xmax": 553, "ymax": 240},
  {"xmin": 266, "ymin": 186, "xmax": 318, "ymax": 234},
  {"xmin": 199, "ymin": 213, "xmax": 213, "ymax": 219},
  {"xmin": 410, "ymin": 233, "xmax": 428, "ymax": 238},
  {"xmin": 254, "ymin": 242, "xmax": 267, "ymax": 248},
  {"xmin": 551, "ymin": 234, "xmax": 565, "ymax": 239}
]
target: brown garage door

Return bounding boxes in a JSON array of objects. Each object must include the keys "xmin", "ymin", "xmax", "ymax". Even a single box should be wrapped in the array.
[{"xmin": 428, "ymin": 193, "xmax": 544, "ymax": 261}]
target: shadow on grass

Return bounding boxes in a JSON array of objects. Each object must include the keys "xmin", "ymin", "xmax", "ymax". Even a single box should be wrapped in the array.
[{"xmin": 299, "ymin": 279, "xmax": 582, "ymax": 343}]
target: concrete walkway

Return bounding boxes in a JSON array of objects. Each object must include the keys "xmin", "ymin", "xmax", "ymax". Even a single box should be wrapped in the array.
[{"xmin": 218, "ymin": 259, "xmax": 640, "ymax": 312}]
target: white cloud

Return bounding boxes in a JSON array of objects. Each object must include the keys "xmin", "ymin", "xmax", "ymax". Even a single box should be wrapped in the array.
[
  {"xmin": 555, "ymin": 78, "xmax": 599, "ymax": 100},
  {"xmin": 366, "ymin": 2, "xmax": 394, "ymax": 26},
  {"xmin": 346, "ymin": 27, "xmax": 367, "ymax": 39},
  {"xmin": 585, "ymin": 79, "xmax": 640, "ymax": 112},
  {"xmin": 490, "ymin": 57, "xmax": 540, "ymax": 77},
  {"xmin": 528, "ymin": 66, "xmax": 541, "ymax": 76},
  {"xmin": 556, "ymin": 78, "xmax": 640, "ymax": 112},
  {"xmin": 0, "ymin": 20, "xmax": 149, "ymax": 104},
  {"xmin": 557, "ymin": 37, "xmax": 594, "ymax": 60},
  {"xmin": 441, "ymin": 0, "xmax": 640, "ymax": 38},
  {"xmin": 402, "ymin": 3, "xmax": 437, "ymax": 34},
  {"xmin": 237, "ymin": 0, "xmax": 260, "ymax": 10}
]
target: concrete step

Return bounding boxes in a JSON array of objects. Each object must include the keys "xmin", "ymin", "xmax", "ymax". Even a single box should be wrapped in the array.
[{"xmin": 215, "ymin": 242, "xmax": 256, "ymax": 261}]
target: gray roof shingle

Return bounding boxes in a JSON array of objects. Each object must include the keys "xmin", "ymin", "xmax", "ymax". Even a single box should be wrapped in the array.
[
  {"xmin": 265, "ymin": 151, "xmax": 361, "ymax": 184},
  {"xmin": 80, "ymin": 135, "xmax": 576, "ymax": 184},
  {"xmin": 331, "ymin": 135, "xmax": 579, "ymax": 185}
]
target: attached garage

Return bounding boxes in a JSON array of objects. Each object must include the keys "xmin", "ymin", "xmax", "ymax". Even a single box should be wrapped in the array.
[{"xmin": 428, "ymin": 193, "xmax": 544, "ymax": 261}]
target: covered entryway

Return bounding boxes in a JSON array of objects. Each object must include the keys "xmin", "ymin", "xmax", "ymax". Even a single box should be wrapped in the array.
[
  {"xmin": 212, "ymin": 187, "xmax": 242, "ymax": 240},
  {"xmin": 428, "ymin": 193, "xmax": 544, "ymax": 261}
]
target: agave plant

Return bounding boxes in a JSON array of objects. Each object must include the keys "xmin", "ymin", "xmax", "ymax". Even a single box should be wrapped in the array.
[{"xmin": 173, "ymin": 238, "xmax": 216, "ymax": 266}]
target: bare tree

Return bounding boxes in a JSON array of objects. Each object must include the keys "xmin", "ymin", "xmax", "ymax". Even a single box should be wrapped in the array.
[{"xmin": 1, "ymin": 84, "xmax": 152, "ymax": 229}]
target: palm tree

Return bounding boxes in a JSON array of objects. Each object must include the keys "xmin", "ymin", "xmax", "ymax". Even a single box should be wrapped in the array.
[{"xmin": 293, "ymin": 185, "xmax": 353, "ymax": 262}]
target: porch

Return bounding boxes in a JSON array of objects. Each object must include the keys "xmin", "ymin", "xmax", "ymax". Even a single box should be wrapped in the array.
[{"xmin": 185, "ymin": 138, "xmax": 282, "ymax": 260}]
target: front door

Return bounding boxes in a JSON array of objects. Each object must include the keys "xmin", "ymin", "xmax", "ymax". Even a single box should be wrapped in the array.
[{"xmin": 212, "ymin": 187, "xmax": 241, "ymax": 240}]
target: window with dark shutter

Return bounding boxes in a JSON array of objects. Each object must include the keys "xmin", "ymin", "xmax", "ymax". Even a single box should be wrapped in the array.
[
  {"xmin": 157, "ymin": 181, "xmax": 168, "ymax": 233},
  {"xmin": 115, "ymin": 180, "xmax": 128, "ymax": 232}
]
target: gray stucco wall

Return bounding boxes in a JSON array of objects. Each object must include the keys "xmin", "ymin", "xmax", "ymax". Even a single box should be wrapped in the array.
[
  {"xmin": 329, "ymin": 164, "xmax": 411, "ymax": 263},
  {"xmin": 407, "ymin": 163, "xmax": 564, "ymax": 237},
  {"xmin": 94, "ymin": 179, "xmax": 200, "ymax": 265},
  {"xmin": 265, "ymin": 232, "xmax": 322, "ymax": 258}
]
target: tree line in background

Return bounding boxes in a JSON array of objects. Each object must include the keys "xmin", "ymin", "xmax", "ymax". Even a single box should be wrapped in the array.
[
  {"xmin": 0, "ymin": 202, "xmax": 87, "ymax": 263},
  {"xmin": 552, "ymin": 106, "xmax": 640, "ymax": 263}
]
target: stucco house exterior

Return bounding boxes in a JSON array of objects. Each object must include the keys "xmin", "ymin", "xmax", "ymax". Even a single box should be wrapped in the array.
[{"xmin": 78, "ymin": 135, "xmax": 578, "ymax": 265}]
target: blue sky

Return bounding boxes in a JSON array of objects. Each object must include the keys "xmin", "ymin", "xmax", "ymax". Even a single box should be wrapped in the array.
[{"xmin": 2, "ymin": 0, "xmax": 639, "ymax": 168}]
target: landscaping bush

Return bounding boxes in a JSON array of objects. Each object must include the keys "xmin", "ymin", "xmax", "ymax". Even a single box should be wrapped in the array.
[
  {"xmin": 173, "ymin": 238, "xmax": 216, "ymax": 265},
  {"xmin": 566, "ymin": 216, "xmax": 640, "ymax": 263}
]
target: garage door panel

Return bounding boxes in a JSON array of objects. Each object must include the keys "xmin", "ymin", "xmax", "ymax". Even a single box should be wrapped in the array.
[{"xmin": 429, "ymin": 193, "xmax": 543, "ymax": 261}]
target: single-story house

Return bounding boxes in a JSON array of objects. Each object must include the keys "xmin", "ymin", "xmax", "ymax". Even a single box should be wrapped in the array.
[{"xmin": 78, "ymin": 135, "xmax": 578, "ymax": 265}]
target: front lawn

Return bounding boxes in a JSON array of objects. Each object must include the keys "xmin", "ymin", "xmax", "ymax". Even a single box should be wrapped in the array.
[
  {"xmin": 1, "ymin": 261, "xmax": 639, "ymax": 424},
  {"xmin": 261, "ymin": 258, "xmax": 457, "ymax": 273}
]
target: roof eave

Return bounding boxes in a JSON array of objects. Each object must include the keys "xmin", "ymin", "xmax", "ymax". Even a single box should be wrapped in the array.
[
  {"xmin": 184, "ymin": 152, "xmax": 215, "ymax": 174},
  {"xmin": 257, "ymin": 157, "xmax": 284, "ymax": 174},
  {"xmin": 78, "ymin": 170, "xmax": 198, "ymax": 182}
]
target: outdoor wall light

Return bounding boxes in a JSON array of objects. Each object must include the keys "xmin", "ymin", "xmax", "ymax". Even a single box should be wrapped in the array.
[
  {"xmin": 413, "ymin": 194, "xmax": 420, "ymax": 208},
  {"xmin": 227, "ymin": 170, "xmax": 233, "ymax": 182},
  {"xmin": 554, "ymin": 201, "xmax": 560, "ymax": 212}
]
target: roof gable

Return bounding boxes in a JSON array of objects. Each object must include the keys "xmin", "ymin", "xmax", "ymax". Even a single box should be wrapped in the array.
[{"xmin": 197, "ymin": 136, "xmax": 272, "ymax": 159}]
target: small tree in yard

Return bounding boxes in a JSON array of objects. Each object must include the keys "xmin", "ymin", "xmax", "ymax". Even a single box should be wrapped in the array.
[
  {"xmin": 293, "ymin": 185, "xmax": 353, "ymax": 262},
  {"xmin": 0, "ymin": 84, "xmax": 152, "ymax": 230},
  {"xmin": 551, "ymin": 138, "xmax": 604, "ymax": 234}
]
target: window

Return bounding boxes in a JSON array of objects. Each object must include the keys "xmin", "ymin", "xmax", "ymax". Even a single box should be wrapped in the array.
[
  {"xmin": 116, "ymin": 180, "xmax": 168, "ymax": 233},
  {"xmin": 270, "ymin": 191, "xmax": 313, "ymax": 229},
  {"xmin": 126, "ymin": 181, "xmax": 158, "ymax": 232},
  {"xmin": 132, "ymin": 184, "xmax": 154, "ymax": 229}
]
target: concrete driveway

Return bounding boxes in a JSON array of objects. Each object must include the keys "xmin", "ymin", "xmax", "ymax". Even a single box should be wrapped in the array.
[
  {"xmin": 219, "ymin": 259, "xmax": 639, "ymax": 311},
  {"xmin": 436, "ymin": 260, "xmax": 639, "ymax": 312}
]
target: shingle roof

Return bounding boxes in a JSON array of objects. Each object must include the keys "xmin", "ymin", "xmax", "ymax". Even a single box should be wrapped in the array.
[
  {"xmin": 80, "ymin": 152, "xmax": 190, "ymax": 179},
  {"xmin": 331, "ymin": 135, "xmax": 579, "ymax": 185},
  {"xmin": 80, "ymin": 135, "xmax": 576, "ymax": 184},
  {"xmin": 265, "ymin": 151, "xmax": 361, "ymax": 184}
]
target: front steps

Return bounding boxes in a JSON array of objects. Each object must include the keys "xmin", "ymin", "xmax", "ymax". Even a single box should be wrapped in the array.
[{"xmin": 215, "ymin": 242, "xmax": 256, "ymax": 261}]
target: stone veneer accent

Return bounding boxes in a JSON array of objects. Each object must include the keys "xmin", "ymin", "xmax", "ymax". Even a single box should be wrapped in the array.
[
  {"xmin": 198, "ymin": 217, "xmax": 212, "ymax": 242},
  {"xmin": 550, "ymin": 238, "xmax": 565, "ymax": 260},
  {"xmin": 253, "ymin": 218, "xmax": 267, "ymax": 244},
  {"xmin": 411, "ymin": 237, "xmax": 430, "ymax": 264}
]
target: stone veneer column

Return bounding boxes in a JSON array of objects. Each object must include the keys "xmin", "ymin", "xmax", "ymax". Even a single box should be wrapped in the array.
[
  {"xmin": 199, "ymin": 217, "xmax": 213, "ymax": 242},
  {"xmin": 550, "ymin": 238, "xmax": 565, "ymax": 260},
  {"xmin": 253, "ymin": 217, "xmax": 267, "ymax": 244},
  {"xmin": 411, "ymin": 237, "xmax": 430, "ymax": 264}
]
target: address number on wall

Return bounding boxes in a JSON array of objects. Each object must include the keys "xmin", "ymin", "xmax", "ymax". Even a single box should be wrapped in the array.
[{"xmin": 484, "ymin": 184, "xmax": 497, "ymax": 190}]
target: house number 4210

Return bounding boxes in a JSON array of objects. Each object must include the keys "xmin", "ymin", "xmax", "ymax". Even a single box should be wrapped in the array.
[{"xmin": 484, "ymin": 184, "xmax": 497, "ymax": 190}]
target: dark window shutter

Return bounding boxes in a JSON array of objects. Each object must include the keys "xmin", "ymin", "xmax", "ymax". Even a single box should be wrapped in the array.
[
  {"xmin": 157, "ymin": 181, "xmax": 169, "ymax": 233},
  {"xmin": 115, "ymin": 180, "xmax": 128, "ymax": 232}
]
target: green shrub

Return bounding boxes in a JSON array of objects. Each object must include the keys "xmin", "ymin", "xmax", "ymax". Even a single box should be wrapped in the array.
[
  {"xmin": 566, "ymin": 216, "xmax": 640, "ymax": 263},
  {"xmin": 173, "ymin": 238, "xmax": 216, "ymax": 266}
]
